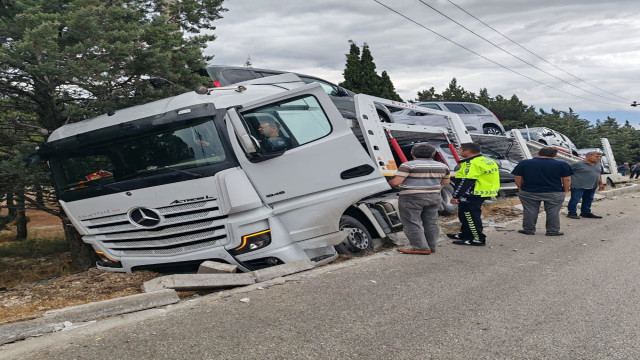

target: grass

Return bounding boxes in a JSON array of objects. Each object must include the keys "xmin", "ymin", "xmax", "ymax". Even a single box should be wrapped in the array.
[{"xmin": 0, "ymin": 237, "xmax": 69, "ymax": 258}]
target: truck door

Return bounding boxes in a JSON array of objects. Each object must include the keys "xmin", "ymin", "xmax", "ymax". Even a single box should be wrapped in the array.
[
  {"xmin": 230, "ymin": 84, "xmax": 385, "ymax": 203},
  {"xmin": 226, "ymin": 83, "xmax": 389, "ymax": 241}
]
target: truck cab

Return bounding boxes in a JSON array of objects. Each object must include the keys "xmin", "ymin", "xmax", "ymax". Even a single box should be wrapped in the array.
[{"xmin": 36, "ymin": 74, "xmax": 390, "ymax": 273}]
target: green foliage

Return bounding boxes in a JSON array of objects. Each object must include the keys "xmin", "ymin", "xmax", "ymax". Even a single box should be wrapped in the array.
[
  {"xmin": 0, "ymin": 0, "xmax": 227, "ymax": 131},
  {"xmin": 0, "ymin": 237, "xmax": 69, "ymax": 258},
  {"xmin": 0, "ymin": 0, "xmax": 226, "ymax": 249},
  {"xmin": 416, "ymin": 87, "xmax": 440, "ymax": 102},
  {"xmin": 340, "ymin": 41, "xmax": 402, "ymax": 101}
]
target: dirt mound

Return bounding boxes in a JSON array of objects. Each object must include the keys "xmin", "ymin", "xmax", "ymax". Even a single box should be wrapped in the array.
[{"xmin": 1, "ymin": 262, "xmax": 158, "ymax": 324}]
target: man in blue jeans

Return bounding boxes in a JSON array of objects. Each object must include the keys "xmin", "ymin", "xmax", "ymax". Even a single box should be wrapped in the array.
[{"xmin": 567, "ymin": 151, "xmax": 605, "ymax": 219}]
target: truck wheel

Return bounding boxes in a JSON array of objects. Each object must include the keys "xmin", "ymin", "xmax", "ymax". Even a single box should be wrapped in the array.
[
  {"xmin": 538, "ymin": 140, "xmax": 547, "ymax": 145},
  {"xmin": 335, "ymin": 215, "xmax": 373, "ymax": 256},
  {"xmin": 439, "ymin": 184, "xmax": 458, "ymax": 215}
]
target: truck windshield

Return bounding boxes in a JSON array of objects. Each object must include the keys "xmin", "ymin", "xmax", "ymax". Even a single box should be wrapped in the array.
[{"xmin": 51, "ymin": 119, "xmax": 226, "ymax": 192}]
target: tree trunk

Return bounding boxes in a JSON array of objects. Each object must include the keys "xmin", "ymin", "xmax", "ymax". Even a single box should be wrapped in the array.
[
  {"xmin": 14, "ymin": 190, "xmax": 27, "ymax": 241},
  {"xmin": 35, "ymin": 184, "xmax": 44, "ymax": 206},
  {"xmin": 6, "ymin": 191, "xmax": 16, "ymax": 219},
  {"xmin": 61, "ymin": 211, "xmax": 98, "ymax": 270}
]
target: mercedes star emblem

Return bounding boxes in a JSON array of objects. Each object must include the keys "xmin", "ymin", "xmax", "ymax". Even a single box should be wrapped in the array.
[{"xmin": 129, "ymin": 208, "xmax": 161, "ymax": 228}]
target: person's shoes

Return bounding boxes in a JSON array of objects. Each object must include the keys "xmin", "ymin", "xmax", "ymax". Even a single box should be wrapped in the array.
[
  {"xmin": 580, "ymin": 213, "xmax": 602, "ymax": 219},
  {"xmin": 452, "ymin": 239, "xmax": 486, "ymax": 246},
  {"xmin": 517, "ymin": 229, "xmax": 535, "ymax": 235},
  {"xmin": 566, "ymin": 214, "xmax": 581, "ymax": 219},
  {"xmin": 447, "ymin": 233, "xmax": 471, "ymax": 240},
  {"xmin": 430, "ymin": 248, "xmax": 436, "ymax": 254},
  {"xmin": 397, "ymin": 247, "xmax": 431, "ymax": 255},
  {"xmin": 545, "ymin": 232, "xmax": 564, "ymax": 236}
]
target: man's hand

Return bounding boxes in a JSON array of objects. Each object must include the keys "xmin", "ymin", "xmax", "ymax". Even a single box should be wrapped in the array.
[
  {"xmin": 450, "ymin": 198, "xmax": 460, "ymax": 204},
  {"xmin": 597, "ymin": 184, "xmax": 605, "ymax": 191}
]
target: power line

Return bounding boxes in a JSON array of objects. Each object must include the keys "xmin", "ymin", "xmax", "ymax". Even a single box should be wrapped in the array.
[
  {"xmin": 445, "ymin": 0, "xmax": 633, "ymax": 103},
  {"xmin": 372, "ymin": 0, "xmax": 621, "ymax": 105},
  {"xmin": 416, "ymin": 0, "xmax": 628, "ymax": 105}
]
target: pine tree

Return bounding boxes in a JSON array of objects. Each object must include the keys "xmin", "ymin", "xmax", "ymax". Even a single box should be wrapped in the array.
[
  {"xmin": 379, "ymin": 71, "xmax": 402, "ymax": 101},
  {"xmin": 358, "ymin": 43, "xmax": 381, "ymax": 95},
  {"xmin": 0, "ymin": 0, "xmax": 227, "ymax": 269},
  {"xmin": 339, "ymin": 40, "xmax": 362, "ymax": 91},
  {"xmin": 340, "ymin": 41, "xmax": 402, "ymax": 100}
]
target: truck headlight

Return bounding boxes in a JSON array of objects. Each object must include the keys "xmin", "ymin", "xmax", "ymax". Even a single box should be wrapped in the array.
[{"xmin": 230, "ymin": 230, "xmax": 271, "ymax": 255}]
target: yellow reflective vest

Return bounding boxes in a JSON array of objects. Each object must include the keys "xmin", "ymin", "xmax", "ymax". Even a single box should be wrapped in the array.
[{"xmin": 457, "ymin": 155, "xmax": 500, "ymax": 197}]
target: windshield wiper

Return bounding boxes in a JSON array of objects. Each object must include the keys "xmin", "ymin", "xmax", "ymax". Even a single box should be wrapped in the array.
[{"xmin": 61, "ymin": 180, "xmax": 121, "ymax": 192}]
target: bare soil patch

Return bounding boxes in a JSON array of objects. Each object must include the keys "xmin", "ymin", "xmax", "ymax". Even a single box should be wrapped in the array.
[
  {"xmin": 0, "ymin": 266, "xmax": 158, "ymax": 325},
  {"xmin": 0, "ymin": 208, "xmax": 161, "ymax": 324}
]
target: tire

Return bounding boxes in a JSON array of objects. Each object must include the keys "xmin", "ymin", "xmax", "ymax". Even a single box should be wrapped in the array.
[
  {"xmin": 537, "ymin": 140, "xmax": 547, "ymax": 145},
  {"xmin": 377, "ymin": 110, "xmax": 391, "ymax": 123},
  {"xmin": 439, "ymin": 184, "xmax": 458, "ymax": 215},
  {"xmin": 606, "ymin": 177, "xmax": 615, "ymax": 188},
  {"xmin": 335, "ymin": 215, "xmax": 374, "ymax": 256},
  {"xmin": 482, "ymin": 126, "xmax": 504, "ymax": 135}
]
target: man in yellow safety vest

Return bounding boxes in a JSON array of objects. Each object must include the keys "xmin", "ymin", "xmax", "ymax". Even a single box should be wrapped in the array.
[{"xmin": 448, "ymin": 142, "xmax": 500, "ymax": 246}]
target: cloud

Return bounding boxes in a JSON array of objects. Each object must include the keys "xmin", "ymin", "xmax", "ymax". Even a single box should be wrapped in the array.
[{"xmin": 205, "ymin": 0, "xmax": 640, "ymax": 121}]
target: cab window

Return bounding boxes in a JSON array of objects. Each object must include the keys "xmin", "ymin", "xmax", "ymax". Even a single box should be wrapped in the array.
[
  {"xmin": 242, "ymin": 96, "xmax": 331, "ymax": 154},
  {"xmin": 299, "ymin": 77, "xmax": 339, "ymax": 96}
]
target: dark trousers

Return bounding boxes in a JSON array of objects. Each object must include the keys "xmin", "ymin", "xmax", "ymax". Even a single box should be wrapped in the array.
[
  {"xmin": 457, "ymin": 196, "xmax": 486, "ymax": 242},
  {"xmin": 567, "ymin": 188, "xmax": 596, "ymax": 215}
]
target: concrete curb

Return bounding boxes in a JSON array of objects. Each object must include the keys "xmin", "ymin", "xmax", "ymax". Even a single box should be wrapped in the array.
[
  {"xmin": 0, "ymin": 289, "xmax": 179, "ymax": 346},
  {"xmin": 142, "ymin": 260, "xmax": 314, "ymax": 292},
  {"xmin": 142, "ymin": 273, "xmax": 256, "ymax": 292}
]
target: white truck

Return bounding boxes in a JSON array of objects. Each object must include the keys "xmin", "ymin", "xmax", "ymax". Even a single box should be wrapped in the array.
[{"xmin": 32, "ymin": 74, "xmax": 479, "ymax": 273}]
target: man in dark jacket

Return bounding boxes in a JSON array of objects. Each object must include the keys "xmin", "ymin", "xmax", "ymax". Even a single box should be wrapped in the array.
[{"xmin": 511, "ymin": 147, "xmax": 572, "ymax": 236}]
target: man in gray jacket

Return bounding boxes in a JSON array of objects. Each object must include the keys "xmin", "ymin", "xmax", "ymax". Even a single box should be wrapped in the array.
[{"xmin": 567, "ymin": 151, "xmax": 605, "ymax": 219}]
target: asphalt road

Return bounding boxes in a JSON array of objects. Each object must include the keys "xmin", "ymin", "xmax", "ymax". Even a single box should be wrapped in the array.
[{"xmin": 4, "ymin": 191, "xmax": 640, "ymax": 360}]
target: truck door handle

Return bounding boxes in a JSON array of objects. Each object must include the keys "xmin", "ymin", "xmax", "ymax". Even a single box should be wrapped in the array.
[{"xmin": 341, "ymin": 164, "xmax": 375, "ymax": 180}]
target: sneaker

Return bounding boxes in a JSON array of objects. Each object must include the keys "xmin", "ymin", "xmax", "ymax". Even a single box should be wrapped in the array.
[
  {"xmin": 447, "ymin": 233, "xmax": 471, "ymax": 240},
  {"xmin": 580, "ymin": 213, "xmax": 602, "ymax": 219},
  {"xmin": 545, "ymin": 232, "xmax": 565, "ymax": 236},
  {"xmin": 517, "ymin": 229, "xmax": 535, "ymax": 235},
  {"xmin": 452, "ymin": 239, "xmax": 486, "ymax": 246},
  {"xmin": 566, "ymin": 214, "xmax": 581, "ymax": 219}
]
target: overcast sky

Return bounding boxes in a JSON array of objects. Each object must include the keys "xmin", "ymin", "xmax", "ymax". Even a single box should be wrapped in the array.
[{"xmin": 205, "ymin": 0, "xmax": 640, "ymax": 126}]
